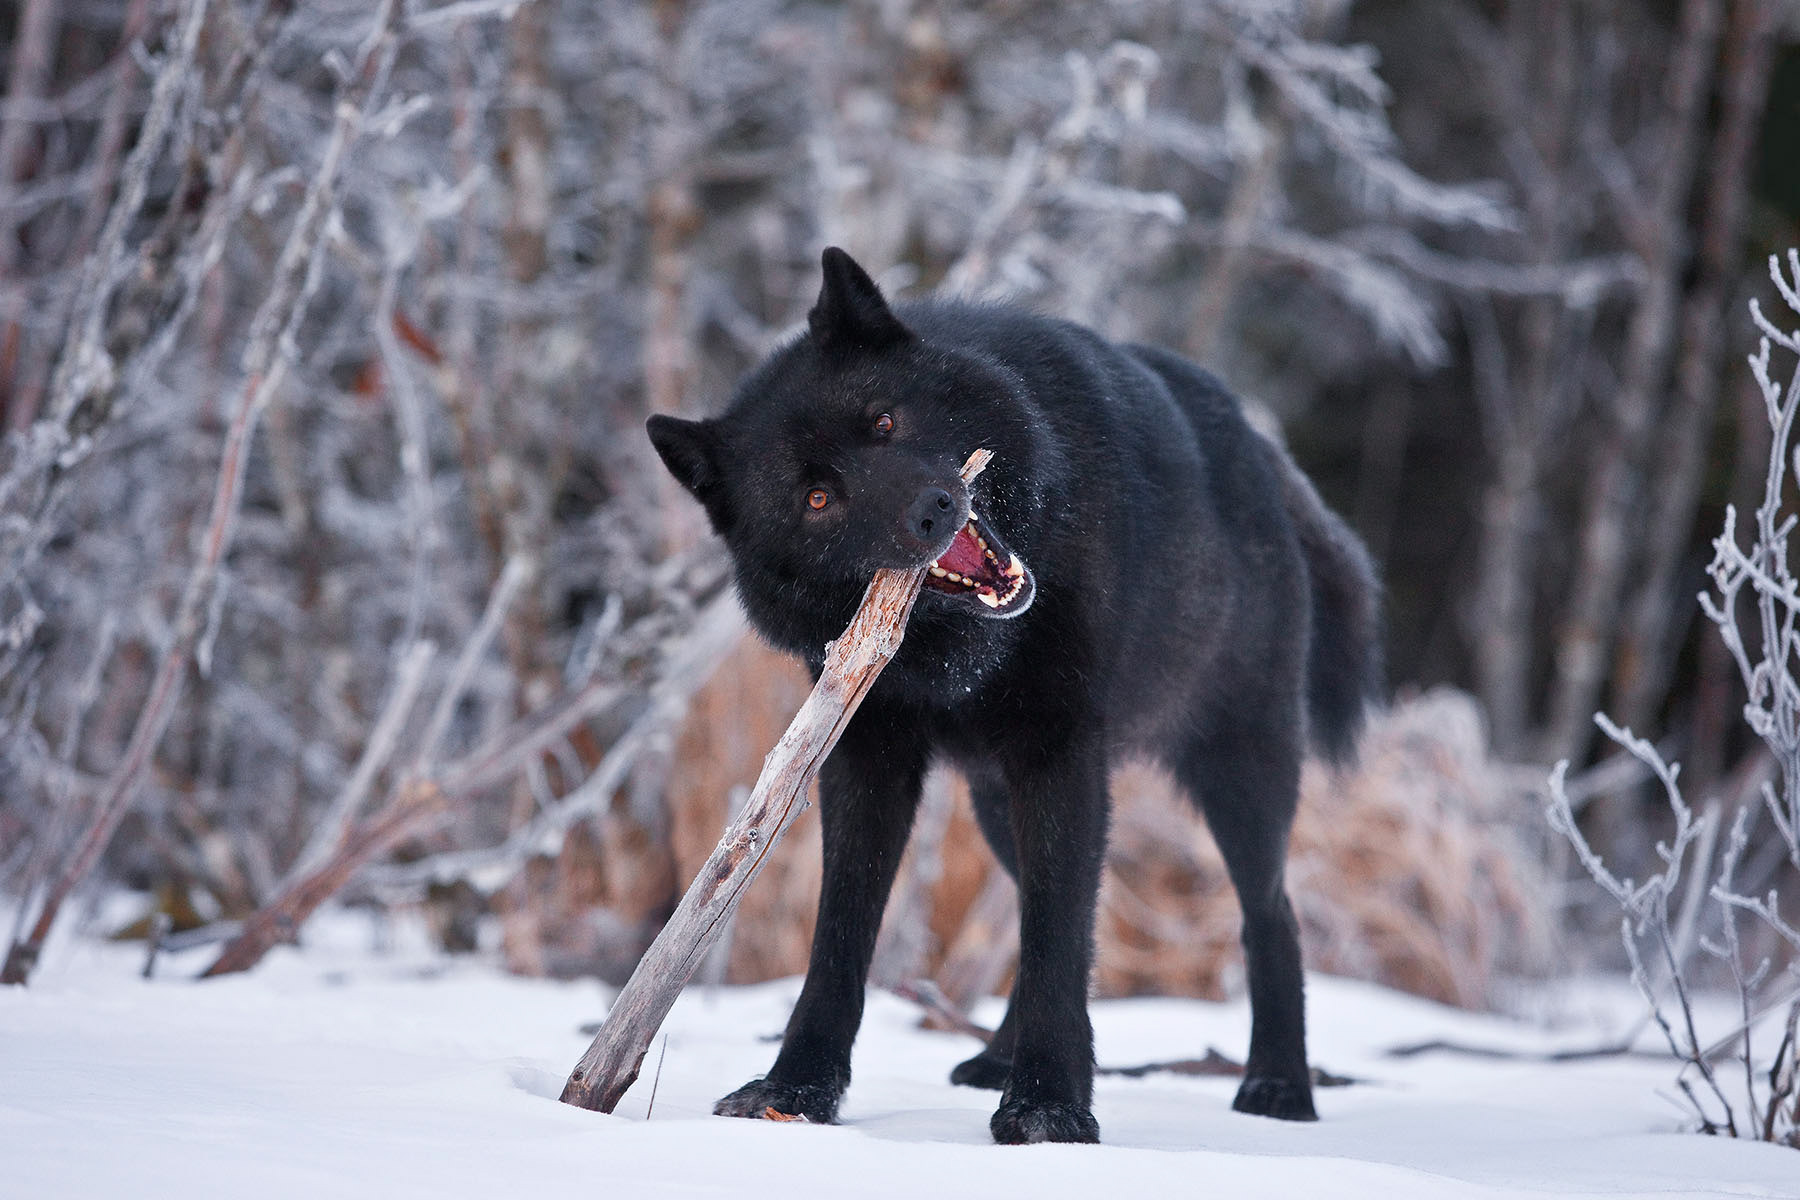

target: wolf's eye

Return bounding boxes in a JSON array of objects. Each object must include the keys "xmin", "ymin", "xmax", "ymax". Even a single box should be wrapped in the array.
[
  {"xmin": 873, "ymin": 412, "xmax": 894, "ymax": 437},
  {"xmin": 807, "ymin": 487, "xmax": 831, "ymax": 511}
]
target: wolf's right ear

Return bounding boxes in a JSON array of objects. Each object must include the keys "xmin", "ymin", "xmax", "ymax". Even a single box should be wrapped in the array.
[
  {"xmin": 808, "ymin": 246, "xmax": 912, "ymax": 354},
  {"xmin": 647, "ymin": 414, "xmax": 732, "ymax": 530}
]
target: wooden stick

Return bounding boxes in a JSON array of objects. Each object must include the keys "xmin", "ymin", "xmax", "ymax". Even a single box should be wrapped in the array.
[{"xmin": 559, "ymin": 448, "xmax": 993, "ymax": 1114}]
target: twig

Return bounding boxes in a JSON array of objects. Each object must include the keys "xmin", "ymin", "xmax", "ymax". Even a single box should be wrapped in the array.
[
  {"xmin": 37, "ymin": 0, "xmax": 209, "ymax": 432},
  {"xmin": 558, "ymin": 449, "xmax": 992, "ymax": 1115},
  {"xmin": 200, "ymin": 780, "xmax": 441, "ymax": 978},
  {"xmin": 284, "ymin": 639, "xmax": 436, "ymax": 885},
  {"xmin": 432, "ymin": 678, "xmax": 628, "ymax": 798},
  {"xmin": 1099, "ymin": 1051, "xmax": 1359, "ymax": 1089},
  {"xmin": 417, "ymin": 553, "xmax": 532, "ymax": 768},
  {"xmin": 645, "ymin": 1033, "xmax": 670, "ymax": 1119},
  {"xmin": 371, "ymin": 587, "xmax": 745, "ymax": 891},
  {"xmin": 1385, "ymin": 1037, "xmax": 1655, "ymax": 1063},
  {"xmin": 887, "ymin": 978, "xmax": 994, "ymax": 1042}
]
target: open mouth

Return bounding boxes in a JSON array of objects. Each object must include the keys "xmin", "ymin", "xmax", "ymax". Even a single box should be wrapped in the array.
[{"xmin": 923, "ymin": 509, "xmax": 1035, "ymax": 618}]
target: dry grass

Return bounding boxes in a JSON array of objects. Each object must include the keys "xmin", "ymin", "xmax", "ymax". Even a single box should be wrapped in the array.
[
  {"xmin": 1100, "ymin": 689, "xmax": 1557, "ymax": 1007},
  {"xmin": 503, "ymin": 643, "xmax": 1554, "ymax": 1011}
]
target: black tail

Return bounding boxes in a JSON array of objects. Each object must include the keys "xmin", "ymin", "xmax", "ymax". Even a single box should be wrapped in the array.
[{"xmin": 1280, "ymin": 459, "xmax": 1382, "ymax": 765}]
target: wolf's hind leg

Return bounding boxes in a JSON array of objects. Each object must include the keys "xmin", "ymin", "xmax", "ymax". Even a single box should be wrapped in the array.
[
  {"xmin": 1173, "ymin": 717, "xmax": 1317, "ymax": 1121},
  {"xmin": 949, "ymin": 780, "xmax": 1020, "ymax": 1090},
  {"xmin": 714, "ymin": 712, "xmax": 926, "ymax": 1125}
]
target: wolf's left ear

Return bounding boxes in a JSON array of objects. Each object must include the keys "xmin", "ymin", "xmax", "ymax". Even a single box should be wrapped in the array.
[
  {"xmin": 808, "ymin": 247, "xmax": 912, "ymax": 353},
  {"xmin": 647, "ymin": 414, "xmax": 733, "ymax": 531}
]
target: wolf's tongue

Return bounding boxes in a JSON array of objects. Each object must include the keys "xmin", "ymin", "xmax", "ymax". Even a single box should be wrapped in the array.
[{"xmin": 936, "ymin": 526, "xmax": 987, "ymax": 577}]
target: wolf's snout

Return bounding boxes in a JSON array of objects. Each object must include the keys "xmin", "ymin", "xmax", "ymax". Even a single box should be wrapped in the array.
[{"xmin": 905, "ymin": 487, "xmax": 957, "ymax": 549}]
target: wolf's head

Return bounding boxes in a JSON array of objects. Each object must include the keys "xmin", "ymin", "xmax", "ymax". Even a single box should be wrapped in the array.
[{"xmin": 647, "ymin": 248, "xmax": 1040, "ymax": 657}]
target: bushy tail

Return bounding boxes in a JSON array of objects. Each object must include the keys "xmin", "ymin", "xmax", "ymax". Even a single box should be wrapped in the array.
[{"xmin": 1281, "ymin": 460, "xmax": 1383, "ymax": 765}]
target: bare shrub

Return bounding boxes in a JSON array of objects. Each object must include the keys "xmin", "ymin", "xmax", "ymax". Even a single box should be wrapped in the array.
[{"xmin": 1546, "ymin": 252, "xmax": 1800, "ymax": 1147}]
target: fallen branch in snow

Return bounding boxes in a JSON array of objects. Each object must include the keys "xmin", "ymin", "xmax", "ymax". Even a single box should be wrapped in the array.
[
  {"xmin": 1098, "ymin": 1052, "xmax": 1358, "ymax": 1089},
  {"xmin": 558, "ymin": 449, "xmax": 993, "ymax": 1115},
  {"xmin": 1385, "ymin": 1038, "xmax": 1656, "ymax": 1064},
  {"xmin": 883, "ymin": 978, "xmax": 1360, "ymax": 1088},
  {"xmin": 888, "ymin": 978, "xmax": 994, "ymax": 1042}
]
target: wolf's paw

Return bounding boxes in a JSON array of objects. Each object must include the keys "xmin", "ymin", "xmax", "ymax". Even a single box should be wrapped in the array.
[
  {"xmin": 1232, "ymin": 1074, "xmax": 1318, "ymax": 1121},
  {"xmin": 990, "ymin": 1095, "xmax": 1100, "ymax": 1145},
  {"xmin": 949, "ymin": 1050, "xmax": 1011, "ymax": 1090},
  {"xmin": 713, "ymin": 1077, "xmax": 842, "ymax": 1125}
]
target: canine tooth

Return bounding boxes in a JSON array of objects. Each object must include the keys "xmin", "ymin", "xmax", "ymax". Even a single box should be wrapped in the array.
[
  {"xmin": 978, "ymin": 590, "xmax": 1001, "ymax": 609},
  {"xmin": 1007, "ymin": 553, "xmax": 1023, "ymax": 577}
]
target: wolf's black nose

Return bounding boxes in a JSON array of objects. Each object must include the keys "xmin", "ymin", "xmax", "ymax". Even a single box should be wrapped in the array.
[{"xmin": 907, "ymin": 487, "xmax": 956, "ymax": 545}]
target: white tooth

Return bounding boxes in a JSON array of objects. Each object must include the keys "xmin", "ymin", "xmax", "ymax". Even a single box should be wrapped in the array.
[
  {"xmin": 1008, "ymin": 553, "xmax": 1023, "ymax": 577},
  {"xmin": 978, "ymin": 590, "xmax": 1001, "ymax": 608},
  {"xmin": 929, "ymin": 566, "xmax": 947, "ymax": 577}
]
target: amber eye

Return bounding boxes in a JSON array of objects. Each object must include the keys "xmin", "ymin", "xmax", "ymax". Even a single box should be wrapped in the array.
[
  {"xmin": 873, "ymin": 412, "xmax": 894, "ymax": 436},
  {"xmin": 807, "ymin": 487, "xmax": 831, "ymax": 511}
]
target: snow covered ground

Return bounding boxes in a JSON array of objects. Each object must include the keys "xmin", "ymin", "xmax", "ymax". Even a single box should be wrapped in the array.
[{"xmin": 4, "ymin": 911, "xmax": 1795, "ymax": 1200}]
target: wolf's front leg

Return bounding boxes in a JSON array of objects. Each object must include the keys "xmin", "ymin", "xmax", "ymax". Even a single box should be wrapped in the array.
[
  {"xmin": 989, "ymin": 732, "xmax": 1109, "ymax": 1145},
  {"xmin": 713, "ymin": 712, "xmax": 926, "ymax": 1125}
]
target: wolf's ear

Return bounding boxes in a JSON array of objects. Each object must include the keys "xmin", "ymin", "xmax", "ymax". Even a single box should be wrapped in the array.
[
  {"xmin": 647, "ymin": 414, "xmax": 733, "ymax": 530},
  {"xmin": 807, "ymin": 247, "xmax": 912, "ymax": 353}
]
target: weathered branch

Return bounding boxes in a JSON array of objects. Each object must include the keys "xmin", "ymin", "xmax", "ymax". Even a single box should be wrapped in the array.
[
  {"xmin": 558, "ymin": 448, "xmax": 992, "ymax": 1115},
  {"xmin": 285, "ymin": 639, "xmax": 436, "ymax": 884},
  {"xmin": 370, "ymin": 587, "xmax": 746, "ymax": 892},
  {"xmin": 199, "ymin": 780, "xmax": 442, "ymax": 978}
]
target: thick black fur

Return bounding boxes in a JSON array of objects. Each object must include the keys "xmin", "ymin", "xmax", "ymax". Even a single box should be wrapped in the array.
[{"xmin": 650, "ymin": 248, "xmax": 1381, "ymax": 1145}]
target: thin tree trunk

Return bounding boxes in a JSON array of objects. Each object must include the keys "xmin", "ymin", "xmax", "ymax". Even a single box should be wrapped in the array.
[
  {"xmin": 1185, "ymin": 105, "xmax": 1283, "ymax": 364},
  {"xmin": 0, "ymin": 0, "xmax": 61, "ymax": 426},
  {"xmin": 1613, "ymin": 0, "xmax": 1780, "ymax": 734},
  {"xmin": 1544, "ymin": 0, "xmax": 1722, "ymax": 765},
  {"xmin": 645, "ymin": 2, "xmax": 702, "ymax": 553},
  {"xmin": 1474, "ymin": 455, "xmax": 1539, "ymax": 755},
  {"xmin": 1463, "ymin": 0, "xmax": 1579, "ymax": 757},
  {"xmin": 491, "ymin": 0, "xmax": 555, "ymax": 713},
  {"xmin": 7, "ymin": 0, "xmax": 153, "ymax": 432}
]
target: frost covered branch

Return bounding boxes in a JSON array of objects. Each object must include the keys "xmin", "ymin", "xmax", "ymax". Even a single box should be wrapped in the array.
[{"xmin": 1548, "ymin": 252, "xmax": 1800, "ymax": 1147}]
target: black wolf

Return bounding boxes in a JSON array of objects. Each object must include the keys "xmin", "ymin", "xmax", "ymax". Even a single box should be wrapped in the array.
[{"xmin": 647, "ymin": 248, "xmax": 1380, "ymax": 1144}]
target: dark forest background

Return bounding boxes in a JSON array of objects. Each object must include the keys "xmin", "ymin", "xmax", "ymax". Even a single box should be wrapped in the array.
[{"xmin": 3, "ymin": 0, "xmax": 1798, "ymax": 1011}]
